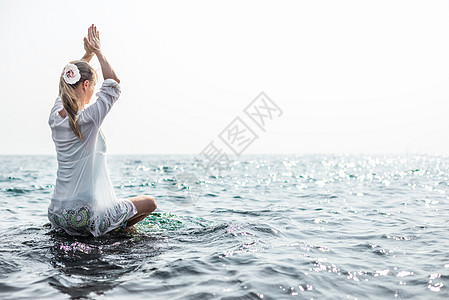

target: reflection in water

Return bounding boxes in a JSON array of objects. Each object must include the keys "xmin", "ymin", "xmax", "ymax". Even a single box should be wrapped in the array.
[
  {"xmin": 47, "ymin": 227, "xmax": 164, "ymax": 299},
  {"xmin": 43, "ymin": 212, "xmax": 221, "ymax": 298}
]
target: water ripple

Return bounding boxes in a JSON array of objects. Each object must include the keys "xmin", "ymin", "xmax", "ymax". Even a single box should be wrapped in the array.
[{"xmin": 1, "ymin": 154, "xmax": 449, "ymax": 299}]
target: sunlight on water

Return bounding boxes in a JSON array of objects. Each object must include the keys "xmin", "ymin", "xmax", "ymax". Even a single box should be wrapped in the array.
[{"xmin": 1, "ymin": 154, "xmax": 449, "ymax": 299}]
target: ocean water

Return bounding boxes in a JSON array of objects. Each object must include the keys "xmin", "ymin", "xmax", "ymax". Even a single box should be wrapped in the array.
[{"xmin": 1, "ymin": 154, "xmax": 449, "ymax": 299}]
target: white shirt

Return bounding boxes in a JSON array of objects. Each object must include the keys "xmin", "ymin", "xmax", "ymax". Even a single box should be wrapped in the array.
[{"xmin": 48, "ymin": 78, "xmax": 121, "ymax": 232}]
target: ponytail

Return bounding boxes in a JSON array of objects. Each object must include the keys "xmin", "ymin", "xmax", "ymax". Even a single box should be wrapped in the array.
[{"xmin": 59, "ymin": 81, "xmax": 82, "ymax": 139}]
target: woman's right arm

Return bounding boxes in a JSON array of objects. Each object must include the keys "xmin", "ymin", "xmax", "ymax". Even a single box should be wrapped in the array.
[
  {"xmin": 85, "ymin": 24, "xmax": 120, "ymax": 84},
  {"xmin": 95, "ymin": 50, "xmax": 120, "ymax": 84}
]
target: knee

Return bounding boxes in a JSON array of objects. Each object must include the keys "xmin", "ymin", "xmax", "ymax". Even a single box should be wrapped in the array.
[{"xmin": 144, "ymin": 195, "xmax": 157, "ymax": 213}]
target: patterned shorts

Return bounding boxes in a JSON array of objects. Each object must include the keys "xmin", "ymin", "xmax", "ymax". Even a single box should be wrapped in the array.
[{"xmin": 48, "ymin": 199, "xmax": 138, "ymax": 237}]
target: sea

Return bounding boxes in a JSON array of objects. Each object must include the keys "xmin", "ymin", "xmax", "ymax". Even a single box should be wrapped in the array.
[{"xmin": 0, "ymin": 154, "xmax": 449, "ymax": 299}]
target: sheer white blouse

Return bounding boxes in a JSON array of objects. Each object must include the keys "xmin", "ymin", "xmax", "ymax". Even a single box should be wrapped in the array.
[{"xmin": 48, "ymin": 79, "xmax": 129, "ymax": 236}]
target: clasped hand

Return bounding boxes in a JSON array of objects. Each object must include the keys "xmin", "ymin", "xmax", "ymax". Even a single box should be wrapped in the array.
[{"xmin": 84, "ymin": 24, "xmax": 101, "ymax": 55}]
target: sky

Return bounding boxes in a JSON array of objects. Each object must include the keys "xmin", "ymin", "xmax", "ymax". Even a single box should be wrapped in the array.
[{"xmin": 1, "ymin": 0, "xmax": 449, "ymax": 155}]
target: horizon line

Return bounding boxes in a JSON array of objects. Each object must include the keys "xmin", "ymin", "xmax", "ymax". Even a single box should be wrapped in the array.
[{"xmin": 0, "ymin": 152, "xmax": 448, "ymax": 156}]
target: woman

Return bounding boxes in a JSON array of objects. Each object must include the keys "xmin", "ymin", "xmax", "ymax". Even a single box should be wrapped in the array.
[{"xmin": 48, "ymin": 24, "xmax": 157, "ymax": 237}]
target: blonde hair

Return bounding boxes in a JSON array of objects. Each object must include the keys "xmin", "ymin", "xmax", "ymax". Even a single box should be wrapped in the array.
[{"xmin": 59, "ymin": 60, "xmax": 97, "ymax": 139}]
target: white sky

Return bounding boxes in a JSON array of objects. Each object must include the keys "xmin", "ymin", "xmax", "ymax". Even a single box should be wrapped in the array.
[{"xmin": 1, "ymin": 0, "xmax": 449, "ymax": 155}]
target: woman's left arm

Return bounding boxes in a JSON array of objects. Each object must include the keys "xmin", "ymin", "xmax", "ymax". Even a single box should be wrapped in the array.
[{"xmin": 81, "ymin": 51, "xmax": 94, "ymax": 63}]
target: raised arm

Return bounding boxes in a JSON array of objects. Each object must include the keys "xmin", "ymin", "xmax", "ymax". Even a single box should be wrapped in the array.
[
  {"xmin": 80, "ymin": 40, "xmax": 94, "ymax": 63},
  {"xmin": 95, "ymin": 50, "xmax": 120, "ymax": 84},
  {"xmin": 84, "ymin": 24, "xmax": 120, "ymax": 84},
  {"xmin": 80, "ymin": 52, "xmax": 94, "ymax": 63}
]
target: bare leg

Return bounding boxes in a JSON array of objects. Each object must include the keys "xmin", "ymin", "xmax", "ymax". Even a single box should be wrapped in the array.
[{"xmin": 125, "ymin": 195, "xmax": 157, "ymax": 229}]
